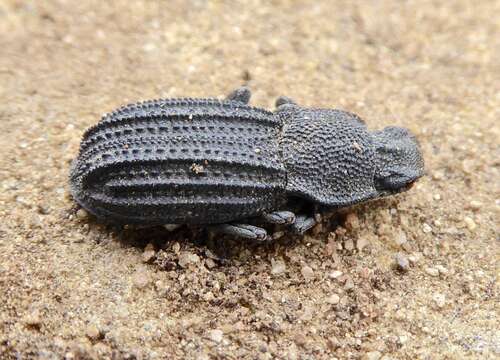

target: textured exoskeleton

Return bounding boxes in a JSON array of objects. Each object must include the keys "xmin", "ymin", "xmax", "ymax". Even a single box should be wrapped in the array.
[{"xmin": 70, "ymin": 87, "xmax": 424, "ymax": 241}]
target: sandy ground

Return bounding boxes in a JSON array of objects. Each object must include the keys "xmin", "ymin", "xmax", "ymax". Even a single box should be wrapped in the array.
[{"xmin": 0, "ymin": 1, "xmax": 499, "ymax": 359}]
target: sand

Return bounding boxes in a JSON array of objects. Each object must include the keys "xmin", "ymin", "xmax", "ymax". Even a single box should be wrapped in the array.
[{"xmin": 0, "ymin": 0, "xmax": 498, "ymax": 359}]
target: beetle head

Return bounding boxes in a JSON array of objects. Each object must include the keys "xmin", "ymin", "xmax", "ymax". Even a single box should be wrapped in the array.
[{"xmin": 372, "ymin": 126, "xmax": 425, "ymax": 195}]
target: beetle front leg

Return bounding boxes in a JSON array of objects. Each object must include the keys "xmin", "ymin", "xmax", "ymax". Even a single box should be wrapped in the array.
[
  {"xmin": 226, "ymin": 86, "xmax": 251, "ymax": 104},
  {"xmin": 262, "ymin": 211, "xmax": 296, "ymax": 225},
  {"xmin": 275, "ymin": 96, "xmax": 297, "ymax": 108},
  {"xmin": 211, "ymin": 223, "xmax": 269, "ymax": 241},
  {"xmin": 291, "ymin": 214, "xmax": 316, "ymax": 234}
]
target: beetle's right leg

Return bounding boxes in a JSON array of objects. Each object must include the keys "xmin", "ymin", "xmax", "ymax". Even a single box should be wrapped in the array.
[
  {"xmin": 291, "ymin": 214, "xmax": 316, "ymax": 234},
  {"xmin": 211, "ymin": 223, "xmax": 269, "ymax": 241},
  {"xmin": 262, "ymin": 211, "xmax": 296, "ymax": 225},
  {"xmin": 226, "ymin": 86, "xmax": 251, "ymax": 104}
]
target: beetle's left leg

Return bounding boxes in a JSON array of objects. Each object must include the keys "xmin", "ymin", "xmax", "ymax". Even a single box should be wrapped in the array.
[
  {"xmin": 261, "ymin": 211, "xmax": 296, "ymax": 225},
  {"xmin": 275, "ymin": 96, "xmax": 297, "ymax": 108},
  {"xmin": 291, "ymin": 214, "xmax": 316, "ymax": 234},
  {"xmin": 211, "ymin": 223, "xmax": 268, "ymax": 241},
  {"xmin": 226, "ymin": 86, "xmax": 251, "ymax": 104}
]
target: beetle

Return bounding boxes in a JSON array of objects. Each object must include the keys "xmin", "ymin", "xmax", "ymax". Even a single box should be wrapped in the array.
[{"xmin": 70, "ymin": 87, "xmax": 424, "ymax": 241}]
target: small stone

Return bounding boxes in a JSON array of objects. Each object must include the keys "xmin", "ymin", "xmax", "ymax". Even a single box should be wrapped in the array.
[
  {"xmin": 86, "ymin": 324, "xmax": 101, "ymax": 340},
  {"xmin": 286, "ymin": 344, "xmax": 298, "ymax": 360},
  {"xmin": 207, "ymin": 329, "xmax": 223, "ymax": 343},
  {"xmin": 324, "ymin": 238, "xmax": 336, "ymax": 256},
  {"xmin": 344, "ymin": 277, "xmax": 355, "ymax": 291},
  {"xmin": 357, "ymin": 237, "xmax": 369, "ymax": 251},
  {"xmin": 132, "ymin": 269, "xmax": 150, "ymax": 289},
  {"xmin": 205, "ymin": 258, "xmax": 216, "ymax": 269},
  {"xmin": 93, "ymin": 343, "xmax": 111, "ymax": 355},
  {"xmin": 408, "ymin": 252, "xmax": 421, "ymax": 264},
  {"xmin": 271, "ymin": 258, "xmax": 286, "ymax": 275},
  {"xmin": 394, "ymin": 253, "xmax": 410, "ymax": 272},
  {"xmin": 329, "ymin": 270, "xmax": 343, "ymax": 279},
  {"xmin": 301, "ymin": 265, "xmax": 314, "ymax": 282},
  {"xmin": 398, "ymin": 335, "xmax": 409, "ymax": 345},
  {"xmin": 395, "ymin": 231, "xmax": 407, "ymax": 246},
  {"xmin": 24, "ymin": 311, "xmax": 41, "ymax": 327},
  {"xmin": 203, "ymin": 291, "xmax": 214, "ymax": 302},
  {"xmin": 464, "ymin": 217, "xmax": 476, "ymax": 231},
  {"xmin": 143, "ymin": 43, "xmax": 156, "ymax": 52},
  {"xmin": 433, "ymin": 293, "xmax": 446, "ymax": 308},
  {"xmin": 425, "ymin": 267, "xmax": 439, "ymax": 277},
  {"xmin": 345, "ymin": 212, "xmax": 359, "ymax": 231},
  {"xmin": 327, "ymin": 336, "xmax": 341, "ymax": 351},
  {"xmin": 468, "ymin": 200, "xmax": 482, "ymax": 211},
  {"xmin": 258, "ymin": 342, "xmax": 268, "ymax": 353},
  {"xmin": 172, "ymin": 242, "xmax": 181, "ymax": 253},
  {"xmin": 76, "ymin": 209, "xmax": 88, "ymax": 220},
  {"xmin": 435, "ymin": 265, "xmax": 448, "ymax": 275},
  {"xmin": 422, "ymin": 223, "xmax": 432, "ymax": 233},
  {"xmin": 326, "ymin": 294, "xmax": 340, "ymax": 305},
  {"xmin": 432, "ymin": 170, "xmax": 444, "ymax": 180},
  {"xmin": 178, "ymin": 252, "xmax": 200, "ymax": 268},
  {"xmin": 344, "ymin": 239, "xmax": 355, "ymax": 251},
  {"xmin": 142, "ymin": 243, "xmax": 156, "ymax": 263},
  {"xmin": 362, "ymin": 351, "xmax": 382, "ymax": 360}
]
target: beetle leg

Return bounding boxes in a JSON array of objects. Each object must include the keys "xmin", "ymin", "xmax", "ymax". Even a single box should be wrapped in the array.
[
  {"xmin": 275, "ymin": 96, "xmax": 297, "ymax": 108},
  {"xmin": 226, "ymin": 86, "xmax": 251, "ymax": 104},
  {"xmin": 211, "ymin": 223, "xmax": 269, "ymax": 241},
  {"xmin": 291, "ymin": 214, "xmax": 316, "ymax": 234},
  {"xmin": 262, "ymin": 211, "xmax": 296, "ymax": 225}
]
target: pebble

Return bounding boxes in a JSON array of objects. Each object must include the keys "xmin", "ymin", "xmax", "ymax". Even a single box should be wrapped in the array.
[
  {"xmin": 271, "ymin": 258, "xmax": 287, "ymax": 275},
  {"xmin": 395, "ymin": 231, "xmax": 407, "ymax": 246},
  {"xmin": 142, "ymin": 243, "xmax": 156, "ymax": 263},
  {"xmin": 344, "ymin": 277, "xmax": 355, "ymax": 291},
  {"xmin": 422, "ymin": 223, "xmax": 432, "ymax": 233},
  {"xmin": 178, "ymin": 252, "xmax": 200, "ymax": 268},
  {"xmin": 24, "ymin": 311, "xmax": 41, "ymax": 327},
  {"xmin": 132, "ymin": 269, "xmax": 150, "ymax": 289},
  {"xmin": 394, "ymin": 253, "xmax": 410, "ymax": 272},
  {"xmin": 76, "ymin": 208, "xmax": 88, "ymax": 220},
  {"xmin": 301, "ymin": 265, "xmax": 314, "ymax": 282},
  {"xmin": 344, "ymin": 239, "xmax": 355, "ymax": 251},
  {"xmin": 408, "ymin": 253, "xmax": 420, "ymax": 264},
  {"xmin": 463, "ymin": 217, "xmax": 476, "ymax": 231},
  {"xmin": 468, "ymin": 200, "xmax": 482, "ymax": 211},
  {"xmin": 329, "ymin": 270, "xmax": 343, "ymax": 279},
  {"xmin": 208, "ymin": 329, "xmax": 223, "ymax": 343},
  {"xmin": 398, "ymin": 334, "xmax": 409, "ymax": 345},
  {"xmin": 425, "ymin": 267, "xmax": 439, "ymax": 277},
  {"xmin": 344, "ymin": 212, "xmax": 359, "ymax": 231},
  {"xmin": 362, "ymin": 351, "xmax": 382, "ymax": 360},
  {"xmin": 85, "ymin": 324, "xmax": 101, "ymax": 340},
  {"xmin": 203, "ymin": 291, "xmax": 215, "ymax": 302},
  {"xmin": 357, "ymin": 237, "xmax": 369, "ymax": 251},
  {"xmin": 435, "ymin": 265, "xmax": 448, "ymax": 275},
  {"xmin": 172, "ymin": 242, "xmax": 181, "ymax": 253},
  {"xmin": 433, "ymin": 293, "xmax": 446, "ymax": 308},
  {"xmin": 326, "ymin": 294, "xmax": 340, "ymax": 305},
  {"xmin": 205, "ymin": 258, "xmax": 216, "ymax": 269}
]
